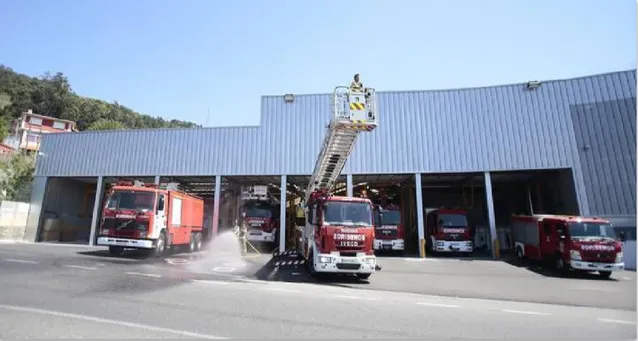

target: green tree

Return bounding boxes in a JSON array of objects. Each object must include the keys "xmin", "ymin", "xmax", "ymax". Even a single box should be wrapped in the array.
[
  {"xmin": 0, "ymin": 151, "xmax": 35, "ymax": 202},
  {"xmin": 0, "ymin": 65, "xmax": 201, "ymax": 132},
  {"xmin": 87, "ymin": 118, "xmax": 127, "ymax": 131}
]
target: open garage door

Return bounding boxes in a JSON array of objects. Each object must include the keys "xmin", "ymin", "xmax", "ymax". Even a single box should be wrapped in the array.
[{"xmin": 36, "ymin": 176, "xmax": 139, "ymax": 245}]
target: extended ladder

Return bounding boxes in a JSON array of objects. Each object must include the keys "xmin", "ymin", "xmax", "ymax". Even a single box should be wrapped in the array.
[{"xmin": 303, "ymin": 86, "xmax": 379, "ymax": 204}]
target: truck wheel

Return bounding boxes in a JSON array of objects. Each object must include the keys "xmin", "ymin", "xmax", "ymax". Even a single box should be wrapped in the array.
[
  {"xmin": 108, "ymin": 246, "xmax": 124, "ymax": 256},
  {"xmin": 516, "ymin": 246, "xmax": 524, "ymax": 261},
  {"xmin": 153, "ymin": 232, "xmax": 166, "ymax": 258},
  {"xmin": 195, "ymin": 232, "xmax": 203, "ymax": 251},
  {"xmin": 307, "ymin": 249, "xmax": 317, "ymax": 277},
  {"xmin": 357, "ymin": 273, "xmax": 371, "ymax": 280},
  {"xmin": 598, "ymin": 271, "xmax": 612, "ymax": 279},
  {"xmin": 188, "ymin": 233, "xmax": 196, "ymax": 253}
]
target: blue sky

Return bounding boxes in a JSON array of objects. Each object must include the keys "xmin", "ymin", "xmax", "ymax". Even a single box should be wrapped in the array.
[{"xmin": 0, "ymin": 0, "xmax": 635, "ymax": 127}]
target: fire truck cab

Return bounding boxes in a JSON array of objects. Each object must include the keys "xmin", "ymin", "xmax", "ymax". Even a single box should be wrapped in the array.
[
  {"xmin": 298, "ymin": 190, "xmax": 377, "ymax": 279},
  {"xmin": 373, "ymin": 204, "xmax": 405, "ymax": 252},
  {"xmin": 240, "ymin": 185, "xmax": 278, "ymax": 244},
  {"xmin": 425, "ymin": 208, "xmax": 474, "ymax": 254}
]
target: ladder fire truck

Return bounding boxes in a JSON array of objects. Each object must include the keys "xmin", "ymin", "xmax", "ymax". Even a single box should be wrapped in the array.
[{"xmin": 296, "ymin": 84, "xmax": 379, "ymax": 280}]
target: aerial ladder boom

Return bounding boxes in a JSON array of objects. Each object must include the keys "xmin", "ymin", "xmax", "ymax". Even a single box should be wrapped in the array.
[{"xmin": 303, "ymin": 86, "xmax": 378, "ymax": 204}]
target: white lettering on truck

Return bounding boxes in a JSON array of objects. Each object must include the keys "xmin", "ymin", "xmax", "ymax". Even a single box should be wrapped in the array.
[
  {"xmin": 581, "ymin": 244, "xmax": 615, "ymax": 251},
  {"xmin": 334, "ymin": 233, "xmax": 365, "ymax": 241}
]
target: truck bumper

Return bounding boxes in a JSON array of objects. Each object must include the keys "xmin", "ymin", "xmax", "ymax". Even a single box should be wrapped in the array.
[
  {"xmin": 569, "ymin": 260, "xmax": 625, "ymax": 272},
  {"xmin": 374, "ymin": 239, "xmax": 404, "ymax": 251},
  {"xmin": 314, "ymin": 252, "xmax": 376, "ymax": 274},
  {"xmin": 246, "ymin": 230, "xmax": 276, "ymax": 243},
  {"xmin": 433, "ymin": 240, "xmax": 473, "ymax": 252},
  {"xmin": 97, "ymin": 237, "xmax": 154, "ymax": 249}
]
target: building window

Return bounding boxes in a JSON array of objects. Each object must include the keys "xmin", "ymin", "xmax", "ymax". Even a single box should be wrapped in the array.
[
  {"xmin": 52, "ymin": 121, "xmax": 66, "ymax": 130},
  {"xmin": 29, "ymin": 117, "xmax": 42, "ymax": 125},
  {"xmin": 26, "ymin": 133, "xmax": 41, "ymax": 143}
]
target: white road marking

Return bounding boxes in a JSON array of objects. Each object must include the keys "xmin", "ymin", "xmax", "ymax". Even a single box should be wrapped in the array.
[
  {"xmin": 125, "ymin": 272, "xmax": 162, "ymax": 278},
  {"xmin": 572, "ymin": 286, "xmax": 616, "ymax": 293},
  {"xmin": 3, "ymin": 258, "xmax": 38, "ymax": 264},
  {"xmin": 416, "ymin": 302, "xmax": 460, "ymax": 308},
  {"xmin": 211, "ymin": 266, "xmax": 236, "ymax": 273},
  {"xmin": 501, "ymin": 309, "xmax": 551, "ymax": 316},
  {"xmin": 264, "ymin": 287, "xmax": 300, "ymax": 293},
  {"xmin": 0, "ymin": 304, "xmax": 225, "ymax": 339},
  {"xmin": 63, "ymin": 265, "xmax": 98, "ymax": 270},
  {"xmin": 334, "ymin": 295, "xmax": 377, "ymax": 301},
  {"xmin": 620, "ymin": 276, "xmax": 632, "ymax": 280},
  {"xmin": 597, "ymin": 318, "xmax": 637, "ymax": 325},
  {"xmin": 192, "ymin": 280, "xmax": 230, "ymax": 285}
]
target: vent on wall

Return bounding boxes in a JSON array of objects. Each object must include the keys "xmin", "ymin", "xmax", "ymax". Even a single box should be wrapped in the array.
[
  {"xmin": 526, "ymin": 81, "xmax": 542, "ymax": 90},
  {"xmin": 284, "ymin": 94, "xmax": 295, "ymax": 103}
]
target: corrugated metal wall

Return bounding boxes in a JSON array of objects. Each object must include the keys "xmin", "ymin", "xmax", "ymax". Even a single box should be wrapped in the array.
[
  {"xmin": 35, "ymin": 70, "xmax": 636, "ymax": 216},
  {"xmin": 569, "ymin": 71, "xmax": 637, "ymax": 216}
]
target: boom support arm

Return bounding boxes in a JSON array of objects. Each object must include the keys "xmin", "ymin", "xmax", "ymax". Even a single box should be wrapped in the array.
[{"xmin": 303, "ymin": 86, "xmax": 378, "ymax": 203}]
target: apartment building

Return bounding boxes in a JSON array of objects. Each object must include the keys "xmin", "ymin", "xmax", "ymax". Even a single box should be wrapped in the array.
[{"xmin": 3, "ymin": 110, "xmax": 77, "ymax": 152}]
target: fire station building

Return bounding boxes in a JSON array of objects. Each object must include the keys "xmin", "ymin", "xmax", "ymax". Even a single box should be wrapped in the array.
[{"xmin": 22, "ymin": 69, "xmax": 637, "ymax": 264}]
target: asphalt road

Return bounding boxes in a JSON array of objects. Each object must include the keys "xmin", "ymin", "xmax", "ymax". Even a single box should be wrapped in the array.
[{"xmin": 0, "ymin": 242, "xmax": 636, "ymax": 339}]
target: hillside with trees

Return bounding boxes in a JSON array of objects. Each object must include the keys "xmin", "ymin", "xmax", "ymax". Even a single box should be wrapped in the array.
[
  {"xmin": 0, "ymin": 65, "xmax": 200, "ymax": 202},
  {"xmin": 0, "ymin": 65, "xmax": 200, "ymax": 141}
]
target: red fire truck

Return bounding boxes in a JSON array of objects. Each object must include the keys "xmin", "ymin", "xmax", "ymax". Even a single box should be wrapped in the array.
[
  {"xmin": 511, "ymin": 214, "xmax": 624, "ymax": 278},
  {"xmin": 296, "ymin": 83, "xmax": 379, "ymax": 280},
  {"xmin": 425, "ymin": 208, "xmax": 474, "ymax": 254},
  {"xmin": 299, "ymin": 190, "xmax": 377, "ymax": 279},
  {"xmin": 97, "ymin": 181, "xmax": 204, "ymax": 257},
  {"xmin": 373, "ymin": 204, "xmax": 405, "ymax": 252},
  {"xmin": 240, "ymin": 185, "xmax": 279, "ymax": 245}
]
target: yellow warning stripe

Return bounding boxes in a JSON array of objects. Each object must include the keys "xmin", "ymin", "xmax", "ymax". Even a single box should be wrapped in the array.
[{"xmin": 349, "ymin": 102, "xmax": 365, "ymax": 110}]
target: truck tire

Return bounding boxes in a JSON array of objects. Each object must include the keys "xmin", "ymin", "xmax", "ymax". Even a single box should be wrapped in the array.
[
  {"xmin": 108, "ymin": 246, "xmax": 124, "ymax": 256},
  {"xmin": 195, "ymin": 232, "xmax": 203, "ymax": 251},
  {"xmin": 516, "ymin": 246, "xmax": 524, "ymax": 261},
  {"xmin": 153, "ymin": 232, "xmax": 166, "ymax": 258},
  {"xmin": 598, "ymin": 271, "xmax": 612, "ymax": 279},
  {"xmin": 188, "ymin": 233, "xmax": 196, "ymax": 253},
  {"xmin": 357, "ymin": 273, "xmax": 371, "ymax": 280}
]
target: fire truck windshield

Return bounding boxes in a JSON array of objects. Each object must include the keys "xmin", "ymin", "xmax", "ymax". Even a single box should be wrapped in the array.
[
  {"xmin": 107, "ymin": 191, "xmax": 155, "ymax": 211},
  {"xmin": 380, "ymin": 210, "xmax": 401, "ymax": 225},
  {"xmin": 246, "ymin": 207, "xmax": 272, "ymax": 218},
  {"xmin": 439, "ymin": 214, "xmax": 468, "ymax": 226},
  {"xmin": 569, "ymin": 222, "xmax": 617, "ymax": 239},
  {"xmin": 324, "ymin": 201, "xmax": 372, "ymax": 227}
]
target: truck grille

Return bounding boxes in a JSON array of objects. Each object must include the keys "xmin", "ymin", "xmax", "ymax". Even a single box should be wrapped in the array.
[
  {"xmin": 443, "ymin": 234, "xmax": 464, "ymax": 241},
  {"xmin": 103, "ymin": 219, "xmax": 148, "ymax": 237},
  {"xmin": 375, "ymin": 228, "xmax": 397, "ymax": 239},
  {"xmin": 581, "ymin": 251, "xmax": 616, "ymax": 263},
  {"xmin": 336, "ymin": 263, "xmax": 361, "ymax": 270}
]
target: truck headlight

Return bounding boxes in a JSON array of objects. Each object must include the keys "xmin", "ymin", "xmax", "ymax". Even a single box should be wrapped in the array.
[
  {"xmin": 319, "ymin": 256, "xmax": 333, "ymax": 263},
  {"xmin": 616, "ymin": 252, "xmax": 623, "ymax": 263},
  {"xmin": 364, "ymin": 257, "xmax": 376, "ymax": 265},
  {"xmin": 570, "ymin": 250, "xmax": 582, "ymax": 261}
]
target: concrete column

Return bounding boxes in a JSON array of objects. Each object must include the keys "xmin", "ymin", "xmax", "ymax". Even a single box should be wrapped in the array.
[
  {"xmin": 279, "ymin": 175, "xmax": 287, "ymax": 252},
  {"xmin": 484, "ymin": 172, "xmax": 498, "ymax": 259},
  {"xmin": 414, "ymin": 174, "xmax": 425, "ymax": 257},
  {"xmin": 212, "ymin": 175, "xmax": 222, "ymax": 237},
  {"xmin": 25, "ymin": 176, "xmax": 48, "ymax": 242},
  {"xmin": 346, "ymin": 174, "xmax": 353, "ymax": 197},
  {"xmin": 89, "ymin": 176, "xmax": 104, "ymax": 246},
  {"xmin": 154, "ymin": 176, "xmax": 160, "ymax": 185}
]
